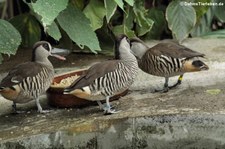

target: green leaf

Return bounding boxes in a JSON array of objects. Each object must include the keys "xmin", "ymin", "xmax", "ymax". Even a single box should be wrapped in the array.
[
  {"xmin": 83, "ymin": 0, "xmax": 106, "ymax": 31},
  {"xmin": 31, "ymin": 0, "xmax": 69, "ymax": 27},
  {"xmin": 57, "ymin": 4, "xmax": 101, "ymax": 53},
  {"xmin": 192, "ymin": 0, "xmax": 210, "ymax": 21},
  {"xmin": 124, "ymin": 6, "xmax": 135, "ymax": 30},
  {"xmin": 166, "ymin": 0, "xmax": 196, "ymax": 41},
  {"xmin": 10, "ymin": 14, "xmax": 41, "ymax": 47},
  {"xmin": 46, "ymin": 22, "xmax": 61, "ymax": 41},
  {"xmin": 201, "ymin": 29, "xmax": 225, "ymax": 38},
  {"xmin": 0, "ymin": 19, "xmax": 21, "ymax": 62},
  {"xmin": 205, "ymin": 89, "xmax": 221, "ymax": 95},
  {"xmin": 112, "ymin": 24, "xmax": 135, "ymax": 38},
  {"xmin": 133, "ymin": 1, "xmax": 154, "ymax": 36},
  {"xmin": 70, "ymin": 0, "xmax": 84, "ymax": 9},
  {"xmin": 191, "ymin": 7, "xmax": 213, "ymax": 37},
  {"xmin": 124, "ymin": 0, "xmax": 134, "ymax": 6},
  {"xmin": 104, "ymin": 0, "xmax": 117, "ymax": 23},
  {"xmin": 214, "ymin": 0, "xmax": 225, "ymax": 22},
  {"xmin": 114, "ymin": 0, "xmax": 124, "ymax": 11},
  {"xmin": 145, "ymin": 8, "xmax": 166, "ymax": 39}
]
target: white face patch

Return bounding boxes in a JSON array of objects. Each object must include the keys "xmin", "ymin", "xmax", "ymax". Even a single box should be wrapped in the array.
[
  {"xmin": 11, "ymin": 76, "xmax": 20, "ymax": 83},
  {"xmin": 82, "ymin": 86, "xmax": 91, "ymax": 94}
]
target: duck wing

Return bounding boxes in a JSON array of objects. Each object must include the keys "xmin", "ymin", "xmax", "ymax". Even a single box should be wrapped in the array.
[
  {"xmin": 66, "ymin": 60, "xmax": 120, "ymax": 90},
  {"xmin": 0, "ymin": 62, "xmax": 43, "ymax": 88},
  {"xmin": 149, "ymin": 42, "xmax": 205, "ymax": 59}
]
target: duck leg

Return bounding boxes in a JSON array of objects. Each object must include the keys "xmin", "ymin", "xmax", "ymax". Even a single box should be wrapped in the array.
[
  {"xmin": 97, "ymin": 101, "xmax": 104, "ymax": 109},
  {"xmin": 154, "ymin": 77, "xmax": 169, "ymax": 93},
  {"xmin": 35, "ymin": 97, "xmax": 49, "ymax": 113},
  {"xmin": 12, "ymin": 102, "xmax": 25, "ymax": 114},
  {"xmin": 168, "ymin": 75, "xmax": 183, "ymax": 89},
  {"xmin": 103, "ymin": 96, "xmax": 119, "ymax": 114}
]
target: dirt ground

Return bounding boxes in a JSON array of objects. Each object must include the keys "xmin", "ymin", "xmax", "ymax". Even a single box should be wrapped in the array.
[{"xmin": 1, "ymin": 37, "xmax": 225, "ymax": 146}]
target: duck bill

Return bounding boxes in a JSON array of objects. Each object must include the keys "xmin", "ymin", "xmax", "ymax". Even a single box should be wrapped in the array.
[
  {"xmin": 200, "ymin": 65, "xmax": 209, "ymax": 71},
  {"xmin": 50, "ymin": 48, "xmax": 70, "ymax": 60}
]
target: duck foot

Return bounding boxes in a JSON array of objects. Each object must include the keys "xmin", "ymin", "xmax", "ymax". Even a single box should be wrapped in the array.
[
  {"xmin": 38, "ymin": 109, "xmax": 51, "ymax": 114},
  {"xmin": 154, "ymin": 87, "xmax": 169, "ymax": 93},
  {"xmin": 168, "ymin": 81, "xmax": 182, "ymax": 89},
  {"xmin": 11, "ymin": 102, "xmax": 25, "ymax": 114},
  {"xmin": 103, "ymin": 104, "xmax": 120, "ymax": 115},
  {"xmin": 104, "ymin": 107, "xmax": 120, "ymax": 115}
]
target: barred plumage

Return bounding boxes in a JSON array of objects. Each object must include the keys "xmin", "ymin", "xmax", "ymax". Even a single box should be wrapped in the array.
[
  {"xmin": 0, "ymin": 41, "xmax": 66, "ymax": 113},
  {"xmin": 17, "ymin": 66, "xmax": 54, "ymax": 102},
  {"xmin": 64, "ymin": 35, "xmax": 138, "ymax": 114},
  {"xmin": 140, "ymin": 54, "xmax": 184, "ymax": 77},
  {"xmin": 89, "ymin": 61, "xmax": 138, "ymax": 97},
  {"xmin": 130, "ymin": 37, "xmax": 209, "ymax": 92}
]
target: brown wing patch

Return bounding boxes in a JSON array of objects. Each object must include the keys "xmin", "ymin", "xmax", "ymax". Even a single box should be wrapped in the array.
[
  {"xmin": 0, "ymin": 62, "xmax": 43, "ymax": 88},
  {"xmin": 148, "ymin": 42, "xmax": 205, "ymax": 59},
  {"xmin": 67, "ymin": 60, "xmax": 120, "ymax": 90}
]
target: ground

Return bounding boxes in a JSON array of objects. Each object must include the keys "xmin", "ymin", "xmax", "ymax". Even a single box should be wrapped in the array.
[{"xmin": 0, "ymin": 38, "xmax": 225, "ymax": 148}]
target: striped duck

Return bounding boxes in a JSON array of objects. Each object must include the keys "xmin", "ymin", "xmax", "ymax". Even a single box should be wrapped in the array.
[
  {"xmin": 64, "ymin": 35, "xmax": 138, "ymax": 114},
  {"xmin": 130, "ymin": 37, "xmax": 209, "ymax": 92},
  {"xmin": 0, "ymin": 41, "xmax": 67, "ymax": 113}
]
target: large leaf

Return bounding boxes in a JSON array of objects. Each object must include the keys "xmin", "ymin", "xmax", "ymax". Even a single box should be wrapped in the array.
[
  {"xmin": 57, "ymin": 5, "xmax": 101, "ymax": 53},
  {"xmin": 10, "ymin": 14, "xmax": 41, "ymax": 47},
  {"xmin": 83, "ymin": 0, "xmax": 106, "ymax": 31},
  {"xmin": 145, "ymin": 8, "xmax": 166, "ymax": 39},
  {"xmin": 166, "ymin": 0, "xmax": 196, "ymax": 41},
  {"xmin": 112, "ymin": 24, "xmax": 135, "ymax": 38},
  {"xmin": 70, "ymin": 0, "xmax": 84, "ymax": 9},
  {"xmin": 192, "ymin": 0, "xmax": 211, "ymax": 21},
  {"xmin": 46, "ymin": 21, "xmax": 61, "ymax": 41},
  {"xmin": 112, "ymin": 5, "xmax": 135, "ymax": 38},
  {"xmin": 114, "ymin": 0, "xmax": 124, "ymax": 11},
  {"xmin": 104, "ymin": 0, "xmax": 117, "ymax": 23},
  {"xmin": 201, "ymin": 29, "xmax": 225, "ymax": 38},
  {"xmin": 124, "ymin": 6, "xmax": 135, "ymax": 30},
  {"xmin": 191, "ymin": 7, "xmax": 213, "ymax": 37},
  {"xmin": 31, "ymin": 0, "xmax": 69, "ymax": 27},
  {"xmin": 0, "ymin": 19, "xmax": 21, "ymax": 63},
  {"xmin": 133, "ymin": 1, "xmax": 154, "ymax": 36},
  {"xmin": 214, "ymin": 0, "xmax": 225, "ymax": 22},
  {"xmin": 124, "ymin": 0, "xmax": 134, "ymax": 6}
]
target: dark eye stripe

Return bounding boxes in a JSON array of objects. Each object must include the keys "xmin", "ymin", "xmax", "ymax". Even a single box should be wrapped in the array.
[{"xmin": 42, "ymin": 43, "xmax": 50, "ymax": 51}]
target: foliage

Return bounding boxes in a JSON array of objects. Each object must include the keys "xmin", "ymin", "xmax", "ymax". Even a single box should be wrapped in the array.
[
  {"xmin": 0, "ymin": 0, "xmax": 225, "ymax": 64},
  {"xmin": 0, "ymin": 19, "xmax": 21, "ymax": 63},
  {"xmin": 10, "ymin": 13, "xmax": 41, "ymax": 47},
  {"xmin": 57, "ymin": 4, "xmax": 101, "ymax": 53},
  {"xmin": 31, "ymin": 0, "xmax": 69, "ymax": 28},
  {"xmin": 166, "ymin": 0, "xmax": 196, "ymax": 41}
]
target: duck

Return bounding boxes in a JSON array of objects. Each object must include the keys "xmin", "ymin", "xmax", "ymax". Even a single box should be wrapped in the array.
[
  {"xmin": 0, "ymin": 41, "xmax": 67, "ymax": 113},
  {"xmin": 64, "ymin": 35, "xmax": 138, "ymax": 114},
  {"xmin": 130, "ymin": 37, "xmax": 209, "ymax": 92}
]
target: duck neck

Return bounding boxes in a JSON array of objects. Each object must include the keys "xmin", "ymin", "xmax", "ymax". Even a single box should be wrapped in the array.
[
  {"xmin": 34, "ymin": 57, "xmax": 54, "ymax": 69},
  {"xmin": 119, "ymin": 47, "xmax": 137, "ymax": 62}
]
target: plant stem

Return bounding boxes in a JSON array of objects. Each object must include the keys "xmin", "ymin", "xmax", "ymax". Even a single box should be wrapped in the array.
[
  {"xmin": 8, "ymin": 0, "xmax": 14, "ymax": 18},
  {"xmin": 1, "ymin": 1, "xmax": 7, "ymax": 19}
]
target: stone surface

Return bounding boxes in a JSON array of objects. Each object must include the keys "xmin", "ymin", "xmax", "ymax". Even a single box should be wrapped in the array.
[{"xmin": 0, "ymin": 38, "xmax": 225, "ymax": 148}]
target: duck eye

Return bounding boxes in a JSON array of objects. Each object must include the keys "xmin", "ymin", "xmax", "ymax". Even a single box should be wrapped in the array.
[
  {"xmin": 126, "ymin": 38, "xmax": 130, "ymax": 44},
  {"xmin": 42, "ymin": 43, "xmax": 50, "ymax": 51}
]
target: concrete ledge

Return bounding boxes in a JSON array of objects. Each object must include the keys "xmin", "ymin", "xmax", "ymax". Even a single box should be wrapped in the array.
[{"xmin": 0, "ymin": 37, "xmax": 225, "ymax": 148}]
